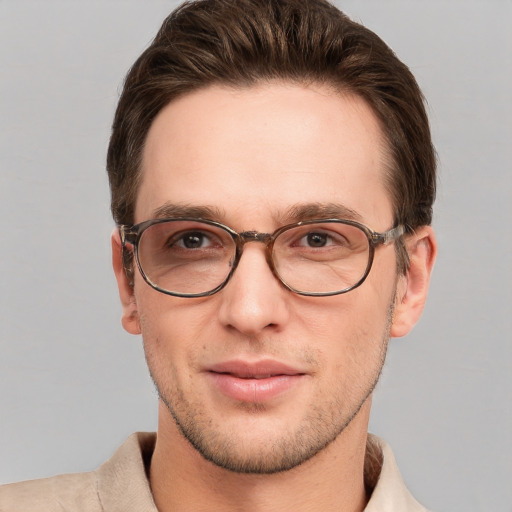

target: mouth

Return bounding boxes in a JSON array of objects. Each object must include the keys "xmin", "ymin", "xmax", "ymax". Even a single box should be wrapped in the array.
[
  {"xmin": 234, "ymin": 374, "xmax": 281, "ymax": 379},
  {"xmin": 208, "ymin": 359, "xmax": 305, "ymax": 378},
  {"xmin": 206, "ymin": 360, "xmax": 307, "ymax": 402}
]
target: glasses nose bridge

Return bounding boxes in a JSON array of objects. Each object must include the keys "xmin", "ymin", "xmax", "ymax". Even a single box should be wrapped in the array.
[
  {"xmin": 239, "ymin": 230, "xmax": 272, "ymax": 245},
  {"xmin": 235, "ymin": 230, "xmax": 275, "ymax": 267}
]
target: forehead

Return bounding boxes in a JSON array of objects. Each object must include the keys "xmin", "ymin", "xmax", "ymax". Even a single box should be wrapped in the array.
[{"xmin": 137, "ymin": 82, "xmax": 392, "ymax": 229}]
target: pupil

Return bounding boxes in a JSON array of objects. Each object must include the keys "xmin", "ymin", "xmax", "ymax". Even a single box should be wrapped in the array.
[
  {"xmin": 307, "ymin": 233, "xmax": 327, "ymax": 247},
  {"xmin": 183, "ymin": 232, "xmax": 203, "ymax": 249}
]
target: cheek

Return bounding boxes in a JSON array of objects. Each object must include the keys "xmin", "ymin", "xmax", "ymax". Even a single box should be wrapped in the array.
[
  {"xmin": 137, "ymin": 291, "xmax": 214, "ymax": 363},
  {"xmin": 296, "ymin": 285, "xmax": 392, "ymax": 339},
  {"xmin": 139, "ymin": 308, "xmax": 195, "ymax": 398},
  {"xmin": 295, "ymin": 288, "xmax": 393, "ymax": 368}
]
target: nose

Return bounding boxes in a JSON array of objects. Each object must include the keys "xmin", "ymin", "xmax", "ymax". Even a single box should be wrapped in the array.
[{"xmin": 217, "ymin": 243, "xmax": 290, "ymax": 336}]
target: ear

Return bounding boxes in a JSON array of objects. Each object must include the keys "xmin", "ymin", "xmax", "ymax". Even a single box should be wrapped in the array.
[
  {"xmin": 111, "ymin": 228, "xmax": 141, "ymax": 335},
  {"xmin": 390, "ymin": 226, "xmax": 437, "ymax": 338}
]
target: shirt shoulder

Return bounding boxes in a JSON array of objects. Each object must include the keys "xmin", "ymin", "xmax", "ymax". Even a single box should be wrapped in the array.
[
  {"xmin": 364, "ymin": 434, "xmax": 431, "ymax": 512},
  {"xmin": 0, "ymin": 433, "xmax": 158, "ymax": 512},
  {"xmin": 0, "ymin": 471, "xmax": 101, "ymax": 512}
]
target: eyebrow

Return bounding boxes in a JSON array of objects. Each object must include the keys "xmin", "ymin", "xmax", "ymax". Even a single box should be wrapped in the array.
[
  {"xmin": 279, "ymin": 202, "xmax": 364, "ymax": 224},
  {"xmin": 151, "ymin": 203, "xmax": 226, "ymax": 221},
  {"xmin": 150, "ymin": 201, "xmax": 363, "ymax": 225}
]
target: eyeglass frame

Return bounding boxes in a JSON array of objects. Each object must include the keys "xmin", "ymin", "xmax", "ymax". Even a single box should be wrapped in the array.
[{"xmin": 119, "ymin": 217, "xmax": 405, "ymax": 298}]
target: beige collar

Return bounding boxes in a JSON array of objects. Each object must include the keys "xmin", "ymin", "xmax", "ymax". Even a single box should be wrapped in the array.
[{"xmin": 96, "ymin": 432, "xmax": 428, "ymax": 512}]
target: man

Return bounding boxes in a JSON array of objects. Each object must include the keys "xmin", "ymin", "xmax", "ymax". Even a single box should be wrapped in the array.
[{"xmin": 0, "ymin": 0, "xmax": 437, "ymax": 510}]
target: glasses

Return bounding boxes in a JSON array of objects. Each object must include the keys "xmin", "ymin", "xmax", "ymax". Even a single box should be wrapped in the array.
[{"xmin": 120, "ymin": 218, "xmax": 404, "ymax": 298}]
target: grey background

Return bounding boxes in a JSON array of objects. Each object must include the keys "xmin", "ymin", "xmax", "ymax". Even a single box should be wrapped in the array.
[{"xmin": 1, "ymin": 1, "xmax": 511, "ymax": 510}]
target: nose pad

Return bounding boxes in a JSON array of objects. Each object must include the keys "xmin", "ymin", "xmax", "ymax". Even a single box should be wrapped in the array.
[{"xmin": 217, "ymin": 244, "xmax": 290, "ymax": 335}]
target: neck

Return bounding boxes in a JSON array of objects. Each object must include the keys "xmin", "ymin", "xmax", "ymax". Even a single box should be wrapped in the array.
[{"xmin": 149, "ymin": 401, "xmax": 371, "ymax": 512}]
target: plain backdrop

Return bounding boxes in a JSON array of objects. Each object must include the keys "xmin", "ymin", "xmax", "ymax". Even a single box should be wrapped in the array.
[{"xmin": 1, "ymin": 2, "xmax": 511, "ymax": 511}]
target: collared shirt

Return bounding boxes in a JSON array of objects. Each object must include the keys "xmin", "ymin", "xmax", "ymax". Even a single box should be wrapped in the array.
[{"xmin": 0, "ymin": 432, "xmax": 429, "ymax": 511}]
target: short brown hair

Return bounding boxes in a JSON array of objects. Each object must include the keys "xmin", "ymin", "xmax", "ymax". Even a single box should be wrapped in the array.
[{"xmin": 107, "ymin": 0, "xmax": 436, "ymax": 271}]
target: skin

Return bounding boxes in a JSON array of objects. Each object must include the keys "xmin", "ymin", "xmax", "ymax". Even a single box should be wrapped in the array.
[{"xmin": 112, "ymin": 82, "xmax": 436, "ymax": 512}]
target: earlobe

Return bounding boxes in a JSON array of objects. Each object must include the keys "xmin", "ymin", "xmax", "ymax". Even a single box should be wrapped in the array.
[
  {"xmin": 111, "ymin": 229, "xmax": 141, "ymax": 335},
  {"xmin": 390, "ymin": 226, "xmax": 437, "ymax": 338}
]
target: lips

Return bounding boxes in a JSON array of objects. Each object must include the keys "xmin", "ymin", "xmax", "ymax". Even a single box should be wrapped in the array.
[
  {"xmin": 206, "ymin": 360, "xmax": 306, "ymax": 402},
  {"xmin": 209, "ymin": 360, "xmax": 303, "ymax": 378}
]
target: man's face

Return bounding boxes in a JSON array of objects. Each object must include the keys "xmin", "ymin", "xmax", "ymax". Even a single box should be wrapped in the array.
[{"xmin": 125, "ymin": 83, "xmax": 404, "ymax": 473}]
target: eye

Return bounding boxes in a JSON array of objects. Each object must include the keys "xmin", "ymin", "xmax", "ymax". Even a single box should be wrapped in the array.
[
  {"xmin": 296, "ymin": 231, "xmax": 346, "ymax": 248},
  {"xmin": 172, "ymin": 231, "xmax": 215, "ymax": 249},
  {"xmin": 304, "ymin": 232, "xmax": 329, "ymax": 247}
]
